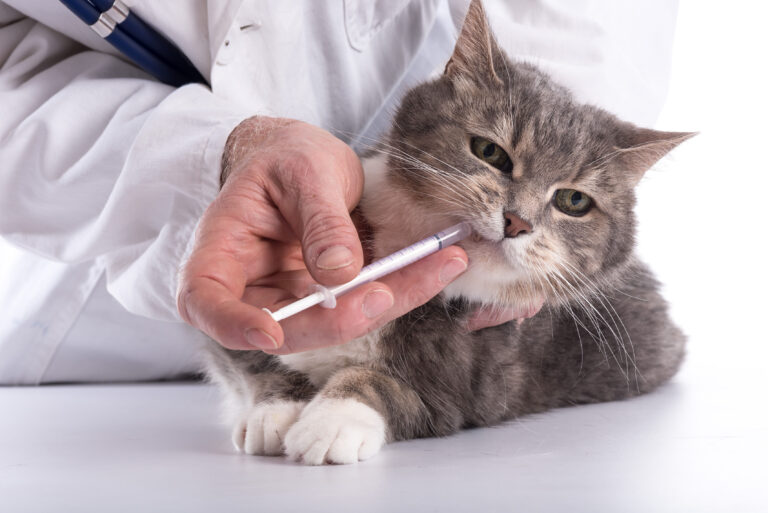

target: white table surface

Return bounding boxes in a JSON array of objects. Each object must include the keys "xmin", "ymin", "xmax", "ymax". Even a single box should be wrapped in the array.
[{"xmin": 2, "ymin": 359, "xmax": 766, "ymax": 513}]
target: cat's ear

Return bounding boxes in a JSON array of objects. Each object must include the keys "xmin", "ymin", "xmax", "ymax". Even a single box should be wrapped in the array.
[
  {"xmin": 444, "ymin": 0, "xmax": 502, "ymax": 84},
  {"xmin": 613, "ymin": 126, "xmax": 697, "ymax": 185}
]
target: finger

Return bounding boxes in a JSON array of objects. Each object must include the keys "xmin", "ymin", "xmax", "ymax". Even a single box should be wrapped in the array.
[
  {"xmin": 269, "ymin": 150, "xmax": 365, "ymax": 286},
  {"xmin": 264, "ymin": 246, "xmax": 468, "ymax": 354},
  {"xmin": 241, "ymin": 285, "xmax": 297, "ymax": 310},
  {"xmin": 464, "ymin": 297, "xmax": 545, "ymax": 332},
  {"xmin": 192, "ymin": 213, "xmax": 286, "ymax": 280},
  {"xmin": 265, "ymin": 281, "xmax": 396, "ymax": 354},
  {"xmin": 241, "ymin": 270, "xmax": 318, "ymax": 309},
  {"xmin": 247, "ymin": 269, "xmax": 316, "ymax": 298},
  {"xmin": 374, "ymin": 245, "xmax": 469, "ymax": 321},
  {"xmin": 178, "ymin": 273, "xmax": 284, "ymax": 352}
]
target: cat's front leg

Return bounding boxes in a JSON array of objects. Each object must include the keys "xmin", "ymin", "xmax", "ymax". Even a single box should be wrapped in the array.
[
  {"xmin": 229, "ymin": 368, "xmax": 316, "ymax": 455},
  {"xmin": 235, "ymin": 399, "xmax": 306, "ymax": 456},
  {"xmin": 283, "ymin": 366, "xmax": 427, "ymax": 465},
  {"xmin": 204, "ymin": 343, "xmax": 317, "ymax": 456}
]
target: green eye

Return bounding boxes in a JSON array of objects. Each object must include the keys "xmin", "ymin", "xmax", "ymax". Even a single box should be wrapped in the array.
[
  {"xmin": 554, "ymin": 189, "xmax": 593, "ymax": 216},
  {"xmin": 471, "ymin": 137, "xmax": 512, "ymax": 174}
]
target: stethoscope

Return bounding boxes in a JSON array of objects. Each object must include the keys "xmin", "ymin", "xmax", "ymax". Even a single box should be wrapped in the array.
[{"xmin": 59, "ymin": 0, "xmax": 207, "ymax": 87}]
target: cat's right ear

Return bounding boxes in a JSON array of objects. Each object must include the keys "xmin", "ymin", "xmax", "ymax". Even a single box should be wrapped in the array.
[
  {"xmin": 444, "ymin": 0, "xmax": 502, "ymax": 85},
  {"xmin": 613, "ymin": 126, "xmax": 697, "ymax": 186}
]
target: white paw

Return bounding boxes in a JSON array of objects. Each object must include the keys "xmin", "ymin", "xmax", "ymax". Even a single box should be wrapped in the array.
[
  {"xmin": 283, "ymin": 398, "xmax": 387, "ymax": 465},
  {"xmin": 232, "ymin": 400, "xmax": 305, "ymax": 456}
]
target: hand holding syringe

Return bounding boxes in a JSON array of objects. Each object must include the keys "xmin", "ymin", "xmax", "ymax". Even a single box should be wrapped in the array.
[{"xmin": 265, "ymin": 222, "xmax": 472, "ymax": 322}]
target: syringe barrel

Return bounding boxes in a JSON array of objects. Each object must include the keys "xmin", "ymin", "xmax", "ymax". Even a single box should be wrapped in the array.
[
  {"xmin": 434, "ymin": 222, "xmax": 473, "ymax": 247},
  {"xmin": 267, "ymin": 222, "xmax": 473, "ymax": 321},
  {"xmin": 328, "ymin": 221, "xmax": 472, "ymax": 298}
]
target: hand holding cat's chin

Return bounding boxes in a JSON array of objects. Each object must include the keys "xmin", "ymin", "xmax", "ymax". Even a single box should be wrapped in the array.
[
  {"xmin": 464, "ymin": 296, "xmax": 545, "ymax": 332},
  {"xmin": 178, "ymin": 116, "xmax": 470, "ymax": 354}
]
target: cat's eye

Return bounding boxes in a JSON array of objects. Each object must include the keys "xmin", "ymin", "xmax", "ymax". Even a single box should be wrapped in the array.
[
  {"xmin": 554, "ymin": 189, "xmax": 593, "ymax": 216},
  {"xmin": 470, "ymin": 137, "xmax": 513, "ymax": 174}
]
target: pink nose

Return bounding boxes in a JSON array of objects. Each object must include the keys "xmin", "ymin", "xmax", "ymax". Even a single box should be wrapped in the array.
[{"xmin": 504, "ymin": 212, "xmax": 532, "ymax": 238}]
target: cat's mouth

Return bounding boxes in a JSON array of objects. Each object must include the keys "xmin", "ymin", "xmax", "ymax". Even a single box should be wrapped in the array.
[
  {"xmin": 459, "ymin": 221, "xmax": 505, "ymax": 245},
  {"xmin": 461, "ymin": 223, "xmax": 513, "ymax": 252},
  {"xmin": 469, "ymin": 231, "xmax": 493, "ymax": 244},
  {"xmin": 451, "ymin": 221, "xmax": 548, "ymax": 307},
  {"xmin": 454, "ymin": 224, "xmax": 533, "ymax": 281}
]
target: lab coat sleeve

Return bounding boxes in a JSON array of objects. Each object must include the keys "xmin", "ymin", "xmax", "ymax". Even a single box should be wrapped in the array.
[{"xmin": 0, "ymin": 5, "xmax": 248, "ymax": 321}]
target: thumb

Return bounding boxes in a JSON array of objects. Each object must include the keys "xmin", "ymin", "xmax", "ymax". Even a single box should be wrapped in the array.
[
  {"xmin": 263, "ymin": 126, "xmax": 366, "ymax": 285},
  {"xmin": 271, "ymin": 155, "xmax": 364, "ymax": 285},
  {"xmin": 297, "ymin": 190, "xmax": 364, "ymax": 285}
]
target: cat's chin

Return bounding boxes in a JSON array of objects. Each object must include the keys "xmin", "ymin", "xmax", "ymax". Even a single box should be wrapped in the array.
[{"xmin": 442, "ymin": 256, "xmax": 546, "ymax": 315}]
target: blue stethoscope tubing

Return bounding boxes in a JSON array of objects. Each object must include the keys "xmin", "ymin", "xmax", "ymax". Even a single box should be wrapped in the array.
[{"xmin": 59, "ymin": 0, "xmax": 207, "ymax": 87}]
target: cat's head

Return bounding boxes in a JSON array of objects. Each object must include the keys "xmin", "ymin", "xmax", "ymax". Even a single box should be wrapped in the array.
[{"xmin": 362, "ymin": 0, "xmax": 693, "ymax": 309}]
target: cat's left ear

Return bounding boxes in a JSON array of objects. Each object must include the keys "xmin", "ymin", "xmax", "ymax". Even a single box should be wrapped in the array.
[
  {"xmin": 614, "ymin": 126, "xmax": 697, "ymax": 186},
  {"xmin": 444, "ymin": 0, "xmax": 503, "ymax": 85}
]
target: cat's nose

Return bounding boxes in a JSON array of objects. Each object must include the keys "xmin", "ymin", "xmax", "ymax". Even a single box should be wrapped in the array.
[{"xmin": 504, "ymin": 212, "xmax": 532, "ymax": 238}]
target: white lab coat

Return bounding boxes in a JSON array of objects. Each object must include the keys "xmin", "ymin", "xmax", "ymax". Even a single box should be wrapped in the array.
[{"xmin": 0, "ymin": 0, "xmax": 679, "ymax": 384}]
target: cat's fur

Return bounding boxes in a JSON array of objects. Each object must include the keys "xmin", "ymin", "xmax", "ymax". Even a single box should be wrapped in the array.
[{"xmin": 204, "ymin": 0, "xmax": 692, "ymax": 465}]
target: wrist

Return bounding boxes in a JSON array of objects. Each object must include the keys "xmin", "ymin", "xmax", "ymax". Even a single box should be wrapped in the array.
[{"xmin": 220, "ymin": 116, "xmax": 296, "ymax": 188}]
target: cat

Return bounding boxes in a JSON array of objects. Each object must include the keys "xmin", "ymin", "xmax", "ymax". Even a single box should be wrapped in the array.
[{"xmin": 204, "ymin": 0, "xmax": 693, "ymax": 465}]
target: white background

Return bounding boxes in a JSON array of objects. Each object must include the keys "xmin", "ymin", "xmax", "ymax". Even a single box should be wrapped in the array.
[
  {"xmin": 637, "ymin": 0, "xmax": 768, "ymax": 378},
  {"xmin": 1, "ymin": 2, "xmax": 767, "ymax": 512}
]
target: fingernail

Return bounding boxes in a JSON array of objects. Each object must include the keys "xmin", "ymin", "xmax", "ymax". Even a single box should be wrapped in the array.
[
  {"xmin": 245, "ymin": 328, "xmax": 279, "ymax": 349},
  {"xmin": 439, "ymin": 257, "xmax": 468, "ymax": 284},
  {"xmin": 362, "ymin": 289, "xmax": 394, "ymax": 319},
  {"xmin": 316, "ymin": 245, "xmax": 354, "ymax": 270}
]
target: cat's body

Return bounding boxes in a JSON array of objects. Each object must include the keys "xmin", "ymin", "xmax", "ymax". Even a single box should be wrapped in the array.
[
  {"xmin": 206, "ymin": 257, "xmax": 683, "ymax": 463},
  {"xmin": 204, "ymin": 0, "xmax": 691, "ymax": 464}
]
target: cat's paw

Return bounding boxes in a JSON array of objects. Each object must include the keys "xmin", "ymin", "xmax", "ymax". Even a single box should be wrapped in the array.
[
  {"xmin": 232, "ymin": 400, "xmax": 305, "ymax": 456},
  {"xmin": 283, "ymin": 398, "xmax": 386, "ymax": 465}
]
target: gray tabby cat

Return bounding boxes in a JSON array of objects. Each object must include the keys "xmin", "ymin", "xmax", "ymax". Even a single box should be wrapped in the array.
[{"xmin": 204, "ymin": 0, "xmax": 693, "ymax": 465}]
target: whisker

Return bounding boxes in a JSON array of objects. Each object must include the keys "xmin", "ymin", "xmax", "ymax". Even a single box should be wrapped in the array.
[
  {"xmin": 548, "ymin": 268, "xmax": 627, "ymax": 379},
  {"xmin": 557, "ymin": 260, "xmax": 643, "ymax": 388}
]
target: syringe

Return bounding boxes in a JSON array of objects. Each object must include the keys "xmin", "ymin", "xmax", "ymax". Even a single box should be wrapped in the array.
[{"xmin": 266, "ymin": 222, "xmax": 472, "ymax": 322}]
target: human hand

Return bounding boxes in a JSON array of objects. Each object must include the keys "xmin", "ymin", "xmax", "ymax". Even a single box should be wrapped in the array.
[
  {"xmin": 464, "ymin": 297, "xmax": 545, "ymax": 332},
  {"xmin": 177, "ymin": 117, "xmax": 469, "ymax": 354}
]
